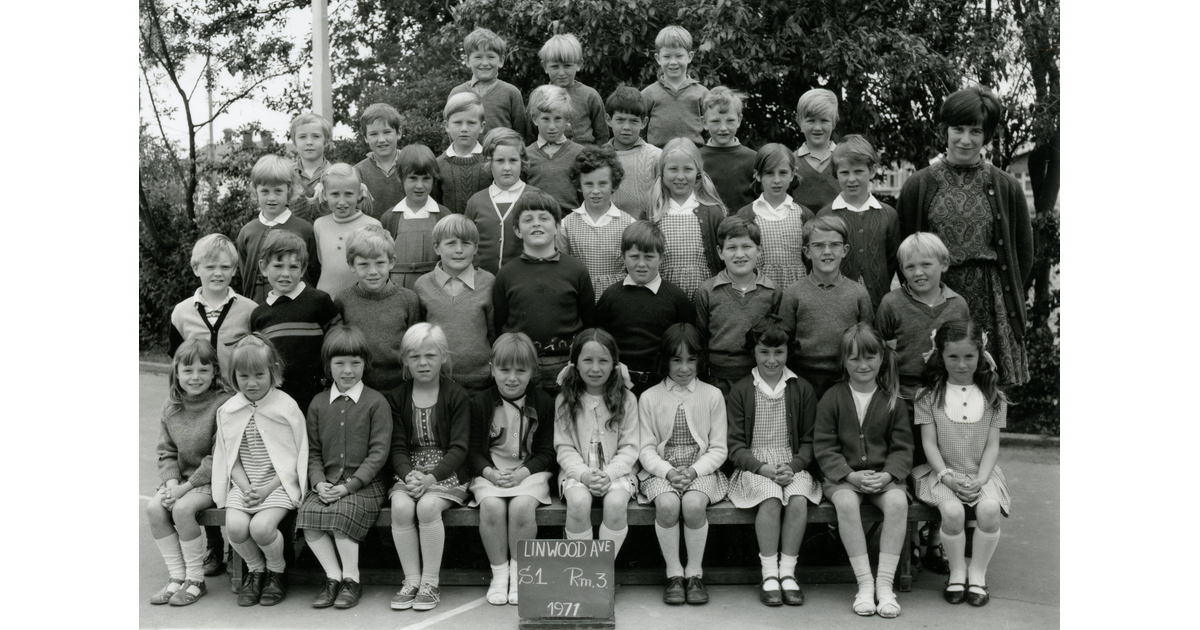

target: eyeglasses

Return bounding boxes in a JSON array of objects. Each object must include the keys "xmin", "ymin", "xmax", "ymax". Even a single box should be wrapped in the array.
[{"xmin": 806, "ymin": 241, "xmax": 845, "ymax": 251}]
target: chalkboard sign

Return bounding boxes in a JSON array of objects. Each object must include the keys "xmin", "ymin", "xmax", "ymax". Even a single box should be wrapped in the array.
[{"xmin": 516, "ymin": 538, "xmax": 615, "ymax": 628}]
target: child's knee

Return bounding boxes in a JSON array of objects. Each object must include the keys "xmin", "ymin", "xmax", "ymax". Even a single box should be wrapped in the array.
[
  {"xmin": 602, "ymin": 493, "xmax": 629, "ymax": 526},
  {"xmin": 302, "ymin": 528, "xmax": 327, "ymax": 543},
  {"xmin": 479, "ymin": 498, "xmax": 506, "ymax": 526},
  {"xmin": 145, "ymin": 499, "xmax": 169, "ymax": 525},
  {"xmin": 974, "ymin": 500, "xmax": 1002, "ymax": 532},
  {"xmin": 830, "ymin": 489, "xmax": 861, "ymax": 512},
  {"xmin": 784, "ymin": 498, "xmax": 808, "ymax": 520},
  {"xmin": 938, "ymin": 502, "xmax": 966, "ymax": 532},
  {"xmin": 681, "ymin": 492, "xmax": 709, "ymax": 525},
  {"xmin": 881, "ymin": 489, "xmax": 908, "ymax": 516},
  {"xmin": 391, "ymin": 496, "xmax": 416, "ymax": 526},
  {"xmin": 170, "ymin": 501, "xmax": 200, "ymax": 526},
  {"xmin": 416, "ymin": 497, "xmax": 445, "ymax": 523},
  {"xmin": 248, "ymin": 517, "xmax": 280, "ymax": 544},
  {"xmin": 758, "ymin": 498, "xmax": 782, "ymax": 519},
  {"xmin": 655, "ymin": 495, "xmax": 680, "ymax": 524},
  {"xmin": 225, "ymin": 515, "xmax": 250, "ymax": 542}
]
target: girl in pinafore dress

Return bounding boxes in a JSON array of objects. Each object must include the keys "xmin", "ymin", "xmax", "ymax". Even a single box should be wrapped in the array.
[
  {"xmin": 297, "ymin": 326, "xmax": 392, "ymax": 610},
  {"xmin": 814, "ymin": 323, "xmax": 911, "ymax": 619},
  {"xmin": 638, "ymin": 323, "xmax": 728, "ymax": 606},
  {"xmin": 911, "ymin": 320, "xmax": 1011, "ymax": 608},
  {"xmin": 213, "ymin": 334, "xmax": 308, "ymax": 607},
  {"xmin": 386, "ymin": 323, "xmax": 474, "ymax": 612},
  {"xmin": 468, "ymin": 332, "xmax": 558, "ymax": 606},
  {"xmin": 560, "ymin": 146, "xmax": 637, "ymax": 302},
  {"xmin": 553, "ymin": 329, "xmax": 640, "ymax": 555},
  {"xmin": 735, "ymin": 144, "xmax": 814, "ymax": 290},
  {"xmin": 649, "ymin": 138, "xmax": 726, "ymax": 301},
  {"xmin": 147, "ymin": 338, "xmax": 232, "ymax": 606},
  {"xmin": 725, "ymin": 315, "xmax": 821, "ymax": 607},
  {"xmin": 378, "ymin": 144, "xmax": 448, "ymax": 290}
]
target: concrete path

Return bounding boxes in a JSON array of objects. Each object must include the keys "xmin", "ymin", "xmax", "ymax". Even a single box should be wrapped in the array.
[{"xmin": 138, "ymin": 372, "xmax": 1058, "ymax": 629}]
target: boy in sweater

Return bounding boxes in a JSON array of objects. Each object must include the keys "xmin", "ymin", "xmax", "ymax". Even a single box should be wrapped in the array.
[
  {"xmin": 170, "ymin": 233, "xmax": 258, "ymax": 373},
  {"xmin": 695, "ymin": 216, "xmax": 781, "ymax": 396},
  {"xmin": 236, "ymin": 154, "xmax": 320, "ymax": 304},
  {"xmin": 249, "ymin": 230, "xmax": 342, "ymax": 415},
  {"xmin": 641, "ymin": 25, "xmax": 709, "ymax": 147},
  {"xmin": 525, "ymin": 85, "xmax": 585, "ymax": 213},
  {"xmin": 700, "ymin": 87, "xmax": 757, "ymax": 213},
  {"xmin": 594, "ymin": 220, "xmax": 695, "ymax": 397},
  {"xmin": 437, "ymin": 92, "xmax": 492, "ymax": 215},
  {"xmin": 313, "ymin": 163, "xmax": 383, "ymax": 298},
  {"xmin": 334, "ymin": 226, "xmax": 421, "ymax": 393},
  {"xmin": 792, "ymin": 89, "xmax": 842, "ymax": 212},
  {"xmin": 448, "ymin": 28, "xmax": 528, "ymax": 142},
  {"xmin": 539, "ymin": 33, "xmax": 608, "ymax": 145},
  {"xmin": 354, "ymin": 102, "xmax": 405, "ymax": 221},
  {"xmin": 778, "ymin": 215, "xmax": 873, "ymax": 399},
  {"xmin": 492, "ymin": 189, "xmax": 594, "ymax": 395},
  {"xmin": 604, "ymin": 86, "xmax": 661, "ymax": 220}
]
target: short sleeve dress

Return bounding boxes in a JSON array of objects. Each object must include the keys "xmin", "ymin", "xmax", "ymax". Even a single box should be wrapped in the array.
[{"xmin": 910, "ymin": 385, "xmax": 1011, "ymax": 516}]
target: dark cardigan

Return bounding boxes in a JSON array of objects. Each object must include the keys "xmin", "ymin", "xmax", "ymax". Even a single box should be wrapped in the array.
[
  {"xmin": 813, "ymin": 381, "xmax": 913, "ymax": 484},
  {"xmin": 468, "ymin": 385, "xmax": 557, "ymax": 476},
  {"xmin": 896, "ymin": 162, "xmax": 1034, "ymax": 329},
  {"xmin": 385, "ymin": 376, "xmax": 472, "ymax": 483},
  {"xmin": 725, "ymin": 374, "xmax": 819, "ymax": 477},
  {"xmin": 655, "ymin": 203, "xmax": 726, "ymax": 277}
]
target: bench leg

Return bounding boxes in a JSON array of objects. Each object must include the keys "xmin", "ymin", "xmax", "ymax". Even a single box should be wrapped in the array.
[
  {"xmin": 228, "ymin": 547, "xmax": 244, "ymax": 593},
  {"xmin": 896, "ymin": 521, "xmax": 915, "ymax": 592}
]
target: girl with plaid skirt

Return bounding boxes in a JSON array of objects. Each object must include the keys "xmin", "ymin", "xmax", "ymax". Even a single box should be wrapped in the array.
[
  {"xmin": 649, "ymin": 138, "xmax": 726, "ymax": 301},
  {"xmin": 911, "ymin": 320, "xmax": 1011, "ymax": 608},
  {"xmin": 385, "ymin": 323, "xmax": 474, "ymax": 612},
  {"xmin": 297, "ymin": 327, "xmax": 393, "ymax": 610}
]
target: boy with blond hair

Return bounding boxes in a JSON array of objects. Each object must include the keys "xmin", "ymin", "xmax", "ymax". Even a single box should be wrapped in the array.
[
  {"xmin": 700, "ymin": 86, "xmax": 757, "ymax": 212},
  {"xmin": 793, "ymin": 88, "xmax": 842, "ymax": 211},
  {"xmin": 641, "ymin": 26, "xmax": 708, "ymax": 147},
  {"xmin": 290, "ymin": 112, "xmax": 335, "ymax": 222},
  {"xmin": 449, "ymin": 27, "xmax": 528, "ymax": 141},
  {"xmin": 538, "ymin": 34, "xmax": 608, "ymax": 145},
  {"xmin": 354, "ymin": 102, "xmax": 405, "ymax": 220},
  {"xmin": 525, "ymin": 85, "xmax": 585, "ymax": 213},
  {"xmin": 437, "ymin": 92, "xmax": 492, "ymax": 215},
  {"xmin": 171, "ymin": 234, "xmax": 258, "ymax": 371},
  {"xmin": 236, "ymin": 154, "xmax": 320, "ymax": 304}
]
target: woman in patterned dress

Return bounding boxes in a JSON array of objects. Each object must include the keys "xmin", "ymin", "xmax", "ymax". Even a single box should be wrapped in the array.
[
  {"xmin": 649, "ymin": 138, "xmax": 726, "ymax": 301},
  {"xmin": 911, "ymin": 321, "xmax": 1011, "ymax": 608},
  {"xmin": 735, "ymin": 144, "xmax": 814, "ymax": 290},
  {"xmin": 725, "ymin": 315, "xmax": 821, "ymax": 607},
  {"xmin": 386, "ymin": 323, "xmax": 474, "ymax": 612},
  {"xmin": 897, "ymin": 85, "xmax": 1034, "ymax": 386}
]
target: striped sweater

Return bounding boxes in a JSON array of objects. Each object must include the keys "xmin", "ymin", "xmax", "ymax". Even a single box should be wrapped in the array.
[{"xmin": 250, "ymin": 286, "xmax": 341, "ymax": 414}]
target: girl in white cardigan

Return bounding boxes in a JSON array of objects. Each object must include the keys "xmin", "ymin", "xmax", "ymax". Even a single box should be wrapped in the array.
[{"xmin": 637, "ymin": 323, "xmax": 728, "ymax": 606}]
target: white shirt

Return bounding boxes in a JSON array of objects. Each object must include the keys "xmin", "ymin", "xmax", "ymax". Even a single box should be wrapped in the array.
[
  {"xmin": 573, "ymin": 203, "xmax": 623, "ymax": 228},
  {"xmin": 622, "ymin": 273, "xmax": 662, "ymax": 294},
  {"xmin": 265, "ymin": 281, "xmax": 306, "ymax": 305},
  {"xmin": 751, "ymin": 194, "xmax": 796, "ymax": 221},
  {"xmin": 258, "ymin": 208, "xmax": 293, "ymax": 227},
  {"xmin": 945, "ymin": 384, "xmax": 986, "ymax": 424},
  {"xmin": 329, "ymin": 380, "xmax": 364, "ymax": 404},
  {"xmin": 831, "ymin": 193, "xmax": 884, "ymax": 213},
  {"xmin": 751, "ymin": 366, "xmax": 797, "ymax": 399},
  {"xmin": 398, "ymin": 195, "xmax": 441, "ymax": 220},
  {"xmin": 666, "ymin": 378, "xmax": 697, "ymax": 394},
  {"xmin": 667, "ymin": 193, "xmax": 699, "ymax": 216},
  {"xmin": 850, "ymin": 386, "xmax": 876, "ymax": 426},
  {"xmin": 434, "ymin": 262, "xmax": 476, "ymax": 291},
  {"xmin": 444, "ymin": 142, "xmax": 483, "ymax": 158},
  {"xmin": 489, "ymin": 180, "xmax": 526, "ymax": 205}
]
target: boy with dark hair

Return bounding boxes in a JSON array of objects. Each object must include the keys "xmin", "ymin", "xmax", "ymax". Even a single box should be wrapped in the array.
[
  {"xmin": 236, "ymin": 154, "xmax": 320, "ymax": 304},
  {"xmin": 604, "ymin": 86, "xmax": 662, "ymax": 219},
  {"xmin": 641, "ymin": 25, "xmax": 708, "ymax": 147}
]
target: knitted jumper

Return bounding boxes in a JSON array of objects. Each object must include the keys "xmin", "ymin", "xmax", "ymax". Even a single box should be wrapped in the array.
[
  {"xmin": 354, "ymin": 156, "xmax": 405, "ymax": 222},
  {"xmin": 641, "ymin": 77, "xmax": 709, "ymax": 147},
  {"xmin": 306, "ymin": 385, "xmax": 392, "ymax": 492},
  {"xmin": 694, "ymin": 271, "xmax": 783, "ymax": 378},
  {"xmin": 792, "ymin": 149, "xmax": 841, "ymax": 212},
  {"xmin": 463, "ymin": 183, "xmax": 547, "ymax": 275},
  {"xmin": 606, "ymin": 139, "xmax": 662, "ymax": 220},
  {"xmin": 560, "ymin": 210, "xmax": 636, "ymax": 302},
  {"xmin": 561, "ymin": 81, "xmax": 609, "ymax": 145},
  {"xmin": 415, "ymin": 266, "xmax": 496, "ymax": 388},
  {"xmin": 235, "ymin": 215, "xmax": 320, "ymax": 304},
  {"xmin": 778, "ymin": 275, "xmax": 874, "ymax": 373},
  {"xmin": 526, "ymin": 141, "xmax": 585, "ymax": 212},
  {"xmin": 335, "ymin": 281, "xmax": 421, "ymax": 393},
  {"xmin": 378, "ymin": 204, "xmax": 445, "ymax": 290},
  {"xmin": 817, "ymin": 200, "xmax": 901, "ymax": 310},
  {"xmin": 493, "ymin": 253, "xmax": 594, "ymax": 357},
  {"xmin": 436, "ymin": 153, "xmax": 492, "ymax": 215},
  {"xmin": 700, "ymin": 144, "xmax": 758, "ymax": 212},
  {"xmin": 169, "ymin": 289, "xmax": 258, "ymax": 371},
  {"xmin": 593, "ymin": 278, "xmax": 696, "ymax": 373},
  {"xmin": 449, "ymin": 79, "xmax": 529, "ymax": 142},
  {"xmin": 250, "ymin": 286, "xmax": 341, "ymax": 413},
  {"xmin": 157, "ymin": 389, "xmax": 233, "ymax": 487},
  {"xmin": 313, "ymin": 212, "xmax": 383, "ymax": 298},
  {"xmin": 875, "ymin": 284, "xmax": 971, "ymax": 381},
  {"xmin": 291, "ymin": 158, "xmax": 332, "ymax": 223}
]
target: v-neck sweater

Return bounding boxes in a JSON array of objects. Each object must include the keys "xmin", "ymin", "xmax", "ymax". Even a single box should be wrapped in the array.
[
  {"xmin": 414, "ymin": 266, "xmax": 496, "ymax": 388},
  {"xmin": 334, "ymin": 281, "xmax": 421, "ymax": 393},
  {"xmin": 526, "ymin": 140, "xmax": 585, "ymax": 211}
]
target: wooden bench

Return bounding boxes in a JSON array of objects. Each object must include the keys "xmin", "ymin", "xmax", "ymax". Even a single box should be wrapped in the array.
[{"xmin": 199, "ymin": 500, "xmax": 939, "ymax": 592}]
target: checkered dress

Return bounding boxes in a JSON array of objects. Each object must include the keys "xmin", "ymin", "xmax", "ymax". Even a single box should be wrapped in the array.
[
  {"xmin": 659, "ymin": 213, "xmax": 709, "ymax": 301},
  {"xmin": 225, "ymin": 415, "xmax": 296, "ymax": 513},
  {"xmin": 727, "ymin": 389, "xmax": 822, "ymax": 508},
  {"xmin": 639, "ymin": 405, "xmax": 729, "ymax": 504},
  {"xmin": 756, "ymin": 209, "xmax": 807, "ymax": 289},
  {"xmin": 563, "ymin": 212, "xmax": 634, "ymax": 302},
  {"xmin": 911, "ymin": 386, "xmax": 1011, "ymax": 515},
  {"xmin": 388, "ymin": 405, "xmax": 470, "ymax": 505}
]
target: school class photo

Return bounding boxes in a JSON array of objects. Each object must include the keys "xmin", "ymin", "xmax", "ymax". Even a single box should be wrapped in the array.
[{"xmin": 139, "ymin": 1, "xmax": 1060, "ymax": 625}]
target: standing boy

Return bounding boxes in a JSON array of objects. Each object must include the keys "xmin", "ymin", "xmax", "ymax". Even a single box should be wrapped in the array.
[
  {"xmin": 792, "ymin": 89, "xmax": 842, "ymax": 212},
  {"xmin": 354, "ymin": 103, "xmax": 405, "ymax": 221},
  {"xmin": 525, "ymin": 85, "xmax": 586, "ymax": 213},
  {"xmin": 438, "ymin": 92, "xmax": 492, "ymax": 215},
  {"xmin": 604, "ymin": 86, "xmax": 662, "ymax": 220},
  {"xmin": 641, "ymin": 25, "xmax": 709, "ymax": 147},
  {"xmin": 539, "ymin": 34, "xmax": 608, "ymax": 145},
  {"xmin": 449, "ymin": 28, "xmax": 528, "ymax": 141},
  {"xmin": 171, "ymin": 234, "xmax": 258, "ymax": 372},
  {"xmin": 699, "ymin": 87, "xmax": 757, "ymax": 213},
  {"xmin": 236, "ymin": 154, "xmax": 320, "ymax": 305},
  {"xmin": 290, "ymin": 112, "xmax": 335, "ymax": 222}
]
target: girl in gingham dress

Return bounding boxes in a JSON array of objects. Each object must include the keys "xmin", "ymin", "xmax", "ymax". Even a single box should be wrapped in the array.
[
  {"xmin": 561, "ymin": 146, "xmax": 637, "ymax": 302},
  {"xmin": 213, "ymin": 334, "xmax": 308, "ymax": 607},
  {"xmin": 911, "ymin": 320, "xmax": 1010, "ymax": 608},
  {"xmin": 649, "ymin": 138, "xmax": 726, "ymax": 301},
  {"xmin": 725, "ymin": 315, "xmax": 820, "ymax": 607},
  {"xmin": 735, "ymin": 144, "xmax": 815, "ymax": 290},
  {"xmin": 637, "ymin": 323, "xmax": 728, "ymax": 606},
  {"xmin": 386, "ymin": 323, "xmax": 474, "ymax": 612}
]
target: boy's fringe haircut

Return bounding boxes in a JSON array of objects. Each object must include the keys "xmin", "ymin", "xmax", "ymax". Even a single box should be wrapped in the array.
[
  {"xmin": 605, "ymin": 86, "xmax": 646, "ymax": 118},
  {"xmin": 649, "ymin": 138, "xmax": 726, "ymax": 219},
  {"xmin": 557, "ymin": 328, "xmax": 627, "ymax": 433},
  {"xmin": 796, "ymin": 88, "xmax": 839, "ymax": 126},
  {"xmin": 464, "ymin": 27, "xmax": 507, "ymax": 57},
  {"xmin": 511, "ymin": 189, "xmax": 562, "ymax": 225},
  {"xmin": 290, "ymin": 112, "xmax": 333, "ymax": 143},
  {"xmin": 164, "ymin": 338, "xmax": 226, "ymax": 415},
  {"xmin": 444, "ymin": 91, "xmax": 485, "ymax": 122},
  {"xmin": 431, "ymin": 213, "xmax": 480, "ymax": 245},
  {"xmin": 802, "ymin": 213, "xmax": 849, "ymax": 245},
  {"xmin": 259, "ymin": 229, "xmax": 309, "ymax": 268},
  {"xmin": 191, "ymin": 233, "xmax": 239, "ymax": 269},
  {"xmin": 345, "ymin": 225, "xmax": 395, "ymax": 266},
  {"xmin": 835, "ymin": 323, "xmax": 901, "ymax": 411},
  {"xmin": 538, "ymin": 33, "xmax": 583, "ymax": 64},
  {"xmin": 360, "ymin": 102, "xmax": 402, "ymax": 135},
  {"xmin": 897, "ymin": 232, "xmax": 950, "ymax": 267},
  {"xmin": 620, "ymin": 220, "xmax": 665, "ymax": 255},
  {"xmin": 717, "ymin": 214, "xmax": 761, "ymax": 247},
  {"xmin": 831, "ymin": 134, "xmax": 880, "ymax": 170},
  {"xmin": 655, "ymin": 25, "xmax": 693, "ymax": 51},
  {"xmin": 701, "ymin": 86, "xmax": 746, "ymax": 117},
  {"xmin": 527, "ymin": 84, "xmax": 573, "ymax": 119}
]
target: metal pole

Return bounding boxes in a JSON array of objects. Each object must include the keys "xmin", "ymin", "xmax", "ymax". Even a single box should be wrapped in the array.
[
  {"xmin": 312, "ymin": 0, "xmax": 333, "ymax": 122},
  {"xmin": 206, "ymin": 52, "xmax": 216, "ymax": 213}
]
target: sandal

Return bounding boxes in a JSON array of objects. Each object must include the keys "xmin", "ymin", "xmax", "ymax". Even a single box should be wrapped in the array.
[
  {"xmin": 966, "ymin": 584, "xmax": 990, "ymax": 607},
  {"xmin": 169, "ymin": 579, "xmax": 207, "ymax": 606},
  {"xmin": 853, "ymin": 589, "xmax": 876, "ymax": 616},
  {"xmin": 486, "ymin": 575, "xmax": 508, "ymax": 606},
  {"xmin": 150, "ymin": 578, "xmax": 185, "ymax": 605},
  {"xmin": 943, "ymin": 582, "xmax": 967, "ymax": 605},
  {"xmin": 876, "ymin": 591, "xmax": 901, "ymax": 618}
]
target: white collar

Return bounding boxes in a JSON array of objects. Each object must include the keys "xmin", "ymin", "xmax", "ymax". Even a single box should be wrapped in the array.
[
  {"xmin": 622, "ymin": 273, "xmax": 662, "ymax": 294},
  {"xmin": 667, "ymin": 193, "xmax": 699, "ymax": 215},
  {"xmin": 796, "ymin": 141, "xmax": 836, "ymax": 162},
  {"xmin": 444, "ymin": 142, "xmax": 483, "ymax": 158},
  {"xmin": 489, "ymin": 180, "xmax": 525, "ymax": 202},
  {"xmin": 751, "ymin": 194, "xmax": 797, "ymax": 221},
  {"xmin": 191, "ymin": 287, "xmax": 237, "ymax": 310},
  {"xmin": 329, "ymin": 380, "xmax": 365, "ymax": 403},
  {"xmin": 396, "ymin": 195, "xmax": 441, "ymax": 218},
  {"xmin": 258, "ymin": 208, "xmax": 292, "ymax": 227},
  {"xmin": 831, "ymin": 193, "xmax": 883, "ymax": 212},
  {"xmin": 265, "ymin": 281, "xmax": 306, "ymax": 305},
  {"xmin": 751, "ymin": 366, "xmax": 797, "ymax": 398},
  {"xmin": 536, "ymin": 136, "xmax": 567, "ymax": 148},
  {"xmin": 666, "ymin": 377, "xmax": 697, "ymax": 393},
  {"xmin": 434, "ymin": 262, "xmax": 476, "ymax": 290},
  {"xmin": 573, "ymin": 203, "xmax": 622, "ymax": 227}
]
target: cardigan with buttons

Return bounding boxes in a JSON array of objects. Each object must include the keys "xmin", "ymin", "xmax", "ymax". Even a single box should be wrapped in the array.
[
  {"xmin": 553, "ymin": 389, "xmax": 641, "ymax": 483},
  {"xmin": 725, "ymin": 374, "xmax": 818, "ymax": 476},
  {"xmin": 636, "ymin": 379, "xmax": 728, "ymax": 479},
  {"xmin": 813, "ymin": 381, "xmax": 913, "ymax": 484},
  {"xmin": 386, "ymin": 376, "xmax": 473, "ymax": 483},
  {"xmin": 306, "ymin": 385, "xmax": 392, "ymax": 492}
]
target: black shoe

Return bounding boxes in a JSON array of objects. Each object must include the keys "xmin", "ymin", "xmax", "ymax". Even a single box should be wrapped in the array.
[
  {"xmin": 202, "ymin": 550, "xmax": 226, "ymax": 577},
  {"xmin": 780, "ymin": 576, "xmax": 805, "ymax": 606},
  {"xmin": 334, "ymin": 578, "xmax": 362, "ymax": 609},
  {"xmin": 237, "ymin": 571, "xmax": 265, "ymax": 607},
  {"xmin": 312, "ymin": 578, "xmax": 341, "ymax": 608},
  {"xmin": 759, "ymin": 578, "xmax": 782, "ymax": 606},
  {"xmin": 259, "ymin": 570, "xmax": 288, "ymax": 606},
  {"xmin": 922, "ymin": 543, "xmax": 951, "ymax": 575},
  {"xmin": 965, "ymin": 584, "xmax": 990, "ymax": 607},
  {"xmin": 663, "ymin": 576, "xmax": 686, "ymax": 605},
  {"xmin": 684, "ymin": 576, "xmax": 709, "ymax": 605},
  {"xmin": 943, "ymin": 582, "xmax": 967, "ymax": 605}
]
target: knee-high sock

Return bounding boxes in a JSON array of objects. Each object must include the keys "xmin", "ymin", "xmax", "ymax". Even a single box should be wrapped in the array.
[
  {"xmin": 849, "ymin": 554, "xmax": 874, "ymax": 596},
  {"xmin": 968, "ymin": 529, "xmax": 1001, "ymax": 587},
  {"xmin": 307, "ymin": 533, "xmax": 342, "ymax": 580},
  {"xmin": 260, "ymin": 531, "xmax": 286, "ymax": 573},
  {"xmin": 683, "ymin": 523, "xmax": 708, "ymax": 578},
  {"xmin": 565, "ymin": 526, "xmax": 594, "ymax": 540},
  {"xmin": 179, "ymin": 534, "xmax": 209, "ymax": 582},
  {"xmin": 419, "ymin": 518, "xmax": 446, "ymax": 587},
  {"xmin": 598, "ymin": 524, "xmax": 628, "ymax": 556},
  {"xmin": 334, "ymin": 537, "xmax": 360, "ymax": 582},
  {"xmin": 154, "ymin": 533, "xmax": 186, "ymax": 581},
  {"xmin": 876, "ymin": 552, "xmax": 900, "ymax": 597},
  {"xmin": 230, "ymin": 538, "xmax": 265, "ymax": 572},
  {"xmin": 391, "ymin": 524, "xmax": 421, "ymax": 586},
  {"xmin": 940, "ymin": 528, "xmax": 968, "ymax": 586},
  {"xmin": 655, "ymin": 522, "xmax": 683, "ymax": 577}
]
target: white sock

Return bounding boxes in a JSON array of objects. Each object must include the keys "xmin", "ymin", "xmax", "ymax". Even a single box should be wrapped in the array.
[
  {"xmin": 598, "ymin": 524, "xmax": 628, "ymax": 556},
  {"xmin": 654, "ymin": 522, "xmax": 683, "ymax": 577},
  {"xmin": 334, "ymin": 537, "xmax": 360, "ymax": 582},
  {"xmin": 230, "ymin": 538, "xmax": 265, "ymax": 572},
  {"xmin": 760, "ymin": 554, "xmax": 780, "ymax": 588},
  {"xmin": 155, "ymin": 533, "xmax": 186, "ymax": 581},
  {"xmin": 876, "ymin": 552, "xmax": 900, "ymax": 598},
  {"xmin": 565, "ymin": 526, "xmax": 594, "ymax": 540},
  {"xmin": 683, "ymin": 523, "xmax": 708, "ymax": 578},
  {"xmin": 779, "ymin": 553, "xmax": 798, "ymax": 580},
  {"xmin": 941, "ymin": 528, "xmax": 967, "ymax": 587},
  {"xmin": 179, "ymin": 534, "xmax": 208, "ymax": 583},
  {"xmin": 968, "ymin": 528, "xmax": 1001, "ymax": 588},
  {"xmin": 419, "ymin": 519, "xmax": 445, "ymax": 587},
  {"xmin": 509, "ymin": 559, "xmax": 520, "ymax": 602},
  {"xmin": 260, "ymin": 531, "xmax": 286, "ymax": 573},
  {"xmin": 306, "ymin": 532, "xmax": 342, "ymax": 580},
  {"xmin": 487, "ymin": 563, "xmax": 509, "ymax": 605},
  {"xmin": 391, "ymin": 524, "xmax": 422, "ymax": 587},
  {"xmin": 849, "ymin": 554, "xmax": 874, "ymax": 596}
]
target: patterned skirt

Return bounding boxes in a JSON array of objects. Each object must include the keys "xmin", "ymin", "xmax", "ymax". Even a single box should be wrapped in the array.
[
  {"xmin": 389, "ymin": 447, "xmax": 471, "ymax": 506},
  {"xmin": 225, "ymin": 417, "xmax": 297, "ymax": 513},
  {"xmin": 944, "ymin": 262, "xmax": 1030, "ymax": 387},
  {"xmin": 296, "ymin": 476, "xmax": 389, "ymax": 541},
  {"xmin": 226, "ymin": 484, "xmax": 294, "ymax": 513},
  {"xmin": 660, "ymin": 214, "xmax": 709, "ymax": 301},
  {"xmin": 911, "ymin": 464, "xmax": 1011, "ymax": 516},
  {"xmin": 727, "ymin": 446, "xmax": 821, "ymax": 508}
]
